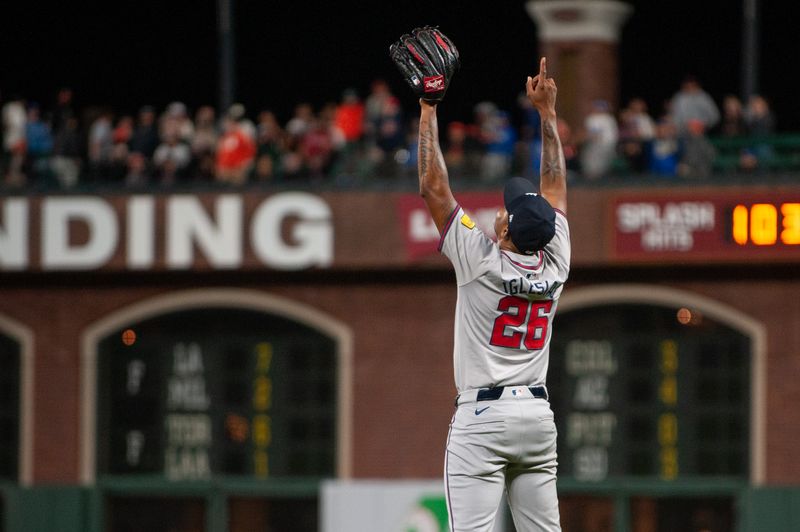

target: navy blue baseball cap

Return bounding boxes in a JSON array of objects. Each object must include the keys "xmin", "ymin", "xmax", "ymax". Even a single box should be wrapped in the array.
[{"xmin": 503, "ymin": 177, "xmax": 556, "ymax": 255}]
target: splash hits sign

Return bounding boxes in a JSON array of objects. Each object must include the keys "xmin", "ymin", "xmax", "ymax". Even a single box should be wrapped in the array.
[
  {"xmin": 614, "ymin": 192, "xmax": 800, "ymax": 262},
  {"xmin": 615, "ymin": 199, "xmax": 716, "ymax": 253}
]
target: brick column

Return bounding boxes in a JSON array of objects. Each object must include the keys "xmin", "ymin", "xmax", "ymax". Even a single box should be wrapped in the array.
[{"xmin": 526, "ymin": 0, "xmax": 632, "ymax": 131}]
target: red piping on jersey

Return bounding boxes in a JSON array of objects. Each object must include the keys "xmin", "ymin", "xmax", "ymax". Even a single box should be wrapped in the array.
[
  {"xmin": 501, "ymin": 250, "xmax": 543, "ymax": 270},
  {"xmin": 554, "ymin": 208, "xmax": 566, "ymax": 218},
  {"xmin": 437, "ymin": 205, "xmax": 460, "ymax": 252}
]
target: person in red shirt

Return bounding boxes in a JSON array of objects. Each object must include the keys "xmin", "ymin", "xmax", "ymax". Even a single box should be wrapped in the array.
[
  {"xmin": 216, "ymin": 113, "xmax": 256, "ymax": 185},
  {"xmin": 334, "ymin": 88, "xmax": 364, "ymax": 143}
]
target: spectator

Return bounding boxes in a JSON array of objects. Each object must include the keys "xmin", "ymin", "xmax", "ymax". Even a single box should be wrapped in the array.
[
  {"xmin": 281, "ymin": 148, "xmax": 304, "ymax": 180},
  {"xmin": 444, "ymin": 121, "xmax": 469, "ymax": 178},
  {"xmin": 334, "ymin": 89, "xmax": 365, "ymax": 177},
  {"xmin": 557, "ymin": 117, "xmax": 580, "ymax": 179},
  {"xmin": 51, "ymin": 116, "xmax": 83, "ymax": 189},
  {"xmin": 153, "ymin": 131, "xmax": 191, "ymax": 185},
  {"xmin": 628, "ymin": 98, "xmax": 656, "ymax": 139},
  {"xmin": 51, "ymin": 87, "xmax": 75, "ymax": 137},
  {"xmin": 160, "ymin": 101, "xmax": 194, "ymax": 146},
  {"xmin": 373, "ymin": 96, "xmax": 405, "ymax": 176},
  {"xmin": 128, "ymin": 105, "xmax": 159, "ymax": 158},
  {"xmin": 216, "ymin": 109, "xmax": 256, "ymax": 185},
  {"xmin": 253, "ymin": 154, "xmax": 276, "ymax": 182},
  {"xmin": 113, "ymin": 115, "xmax": 134, "ymax": 146},
  {"xmin": 444, "ymin": 120, "xmax": 483, "ymax": 181},
  {"xmin": 255, "ymin": 110, "xmax": 285, "ymax": 179},
  {"xmin": 743, "ymin": 94, "xmax": 776, "ymax": 170},
  {"xmin": 670, "ymin": 76, "xmax": 720, "ymax": 136},
  {"xmin": 516, "ymin": 91, "xmax": 542, "ymax": 179},
  {"xmin": 649, "ymin": 118, "xmax": 680, "ymax": 177},
  {"xmin": 618, "ymin": 98, "xmax": 655, "ymax": 173},
  {"xmin": 108, "ymin": 115, "xmax": 134, "ymax": 182},
  {"xmin": 719, "ymin": 95, "xmax": 746, "ymax": 137},
  {"xmin": 24, "ymin": 103, "xmax": 54, "ymax": 182},
  {"xmin": 744, "ymin": 94, "xmax": 775, "ymax": 137},
  {"xmin": 229, "ymin": 103, "xmax": 257, "ymax": 141},
  {"xmin": 399, "ymin": 117, "xmax": 420, "ymax": 179},
  {"xmin": 322, "ymin": 102, "xmax": 346, "ymax": 166},
  {"xmin": 300, "ymin": 117, "xmax": 335, "ymax": 179},
  {"xmin": 364, "ymin": 79, "xmax": 391, "ymax": 143},
  {"xmin": 481, "ymin": 109, "xmax": 517, "ymax": 182},
  {"xmin": 192, "ymin": 105, "xmax": 217, "ymax": 157},
  {"xmin": 285, "ymin": 102, "xmax": 314, "ymax": 150},
  {"xmin": 296, "ymin": 102, "xmax": 343, "ymax": 180},
  {"xmin": 125, "ymin": 151, "xmax": 149, "ymax": 187},
  {"xmin": 191, "ymin": 105, "xmax": 218, "ymax": 181},
  {"xmin": 677, "ymin": 119, "xmax": 716, "ymax": 179},
  {"xmin": 335, "ymin": 88, "xmax": 365, "ymax": 144},
  {"xmin": 579, "ymin": 99, "xmax": 618, "ymax": 180},
  {"xmin": 87, "ymin": 109, "xmax": 114, "ymax": 182},
  {"xmin": 2, "ymin": 95, "xmax": 27, "ymax": 186}
]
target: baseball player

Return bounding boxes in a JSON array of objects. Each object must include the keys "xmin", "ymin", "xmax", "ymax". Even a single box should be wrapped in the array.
[{"xmin": 392, "ymin": 30, "xmax": 568, "ymax": 532}]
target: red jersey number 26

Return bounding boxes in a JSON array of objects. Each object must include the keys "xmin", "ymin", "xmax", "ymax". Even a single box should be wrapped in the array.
[{"xmin": 490, "ymin": 296, "xmax": 553, "ymax": 350}]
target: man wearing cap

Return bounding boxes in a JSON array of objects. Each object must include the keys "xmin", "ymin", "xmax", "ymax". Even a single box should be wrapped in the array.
[{"xmin": 417, "ymin": 57, "xmax": 567, "ymax": 531}]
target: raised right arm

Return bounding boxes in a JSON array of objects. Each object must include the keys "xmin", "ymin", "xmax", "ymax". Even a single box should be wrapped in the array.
[{"xmin": 527, "ymin": 57, "xmax": 567, "ymax": 214}]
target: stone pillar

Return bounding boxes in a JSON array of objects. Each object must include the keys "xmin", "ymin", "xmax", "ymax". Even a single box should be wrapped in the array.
[{"xmin": 526, "ymin": 0, "xmax": 632, "ymax": 131}]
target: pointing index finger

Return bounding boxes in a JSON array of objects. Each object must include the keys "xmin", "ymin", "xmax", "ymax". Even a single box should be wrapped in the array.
[{"xmin": 540, "ymin": 57, "xmax": 547, "ymax": 79}]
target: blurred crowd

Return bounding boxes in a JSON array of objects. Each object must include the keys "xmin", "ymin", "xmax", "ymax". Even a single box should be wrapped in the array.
[{"xmin": 0, "ymin": 77, "xmax": 781, "ymax": 190}]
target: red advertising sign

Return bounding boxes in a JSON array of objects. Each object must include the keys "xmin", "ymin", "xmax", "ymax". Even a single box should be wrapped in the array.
[
  {"xmin": 613, "ymin": 193, "xmax": 800, "ymax": 262},
  {"xmin": 397, "ymin": 191, "xmax": 504, "ymax": 261}
]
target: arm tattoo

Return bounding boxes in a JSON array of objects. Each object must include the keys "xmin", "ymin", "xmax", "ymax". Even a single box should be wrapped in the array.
[
  {"xmin": 419, "ymin": 125, "xmax": 433, "ymax": 177},
  {"xmin": 540, "ymin": 118, "xmax": 565, "ymax": 185},
  {"xmin": 417, "ymin": 106, "xmax": 455, "ymax": 231}
]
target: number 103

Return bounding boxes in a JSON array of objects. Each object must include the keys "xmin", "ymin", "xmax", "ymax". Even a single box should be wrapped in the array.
[{"xmin": 732, "ymin": 203, "xmax": 800, "ymax": 246}]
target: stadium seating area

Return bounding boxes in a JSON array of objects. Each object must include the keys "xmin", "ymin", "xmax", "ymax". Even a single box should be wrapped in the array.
[{"xmin": 2, "ymin": 83, "xmax": 796, "ymax": 191}]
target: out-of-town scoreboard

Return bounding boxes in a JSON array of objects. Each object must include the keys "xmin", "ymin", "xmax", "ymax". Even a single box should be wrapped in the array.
[
  {"xmin": 96, "ymin": 308, "xmax": 336, "ymax": 480},
  {"xmin": 549, "ymin": 304, "xmax": 750, "ymax": 481}
]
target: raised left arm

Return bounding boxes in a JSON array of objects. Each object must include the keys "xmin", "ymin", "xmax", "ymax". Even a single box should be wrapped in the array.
[{"xmin": 418, "ymin": 100, "xmax": 457, "ymax": 232}]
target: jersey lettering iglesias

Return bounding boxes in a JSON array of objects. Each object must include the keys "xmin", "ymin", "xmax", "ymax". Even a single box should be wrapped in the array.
[{"xmin": 439, "ymin": 206, "xmax": 571, "ymax": 392}]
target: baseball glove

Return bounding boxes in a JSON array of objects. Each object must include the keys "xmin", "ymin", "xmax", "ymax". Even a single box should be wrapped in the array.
[{"xmin": 389, "ymin": 26, "xmax": 460, "ymax": 103}]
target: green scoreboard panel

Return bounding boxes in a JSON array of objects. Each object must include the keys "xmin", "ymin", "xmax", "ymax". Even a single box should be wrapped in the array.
[
  {"xmin": 548, "ymin": 304, "xmax": 750, "ymax": 481},
  {"xmin": 0, "ymin": 334, "xmax": 19, "ymax": 481},
  {"xmin": 97, "ymin": 308, "xmax": 336, "ymax": 479}
]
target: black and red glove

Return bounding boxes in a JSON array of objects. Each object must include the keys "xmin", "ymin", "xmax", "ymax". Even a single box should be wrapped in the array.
[{"xmin": 389, "ymin": 26, "xmax": 460, "ymax": 103}]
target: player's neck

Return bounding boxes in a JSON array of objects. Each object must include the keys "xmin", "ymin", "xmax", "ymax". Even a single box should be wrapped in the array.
[{"xmin": 498, "ymin": 239, "xmax": 520, "ymax": 254}]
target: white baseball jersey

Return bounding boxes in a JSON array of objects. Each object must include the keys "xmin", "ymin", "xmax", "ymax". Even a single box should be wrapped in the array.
[{"xmin": 439, "ymin": 205, "xmax": 570, "ymax": 393}]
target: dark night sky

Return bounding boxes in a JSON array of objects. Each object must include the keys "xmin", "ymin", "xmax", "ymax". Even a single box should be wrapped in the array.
[{"xmin": 1, "ymin": 0, "xmax": 794, "ymax": 129}]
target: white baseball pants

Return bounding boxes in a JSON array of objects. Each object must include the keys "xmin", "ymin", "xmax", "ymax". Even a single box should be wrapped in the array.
[{"xmin": 445, "ymin": 386, "xmax": 561, "ymax": 531}]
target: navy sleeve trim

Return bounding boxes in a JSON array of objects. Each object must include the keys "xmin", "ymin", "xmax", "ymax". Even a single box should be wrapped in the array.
[{"xmin": 437, "ymin": 205, "xmax": 461, "ymax": 252}]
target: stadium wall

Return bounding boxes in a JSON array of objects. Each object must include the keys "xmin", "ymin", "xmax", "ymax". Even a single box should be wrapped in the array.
[{"xmin": 1, "ymin": 184, "xmax": 799, "ymax": 530}]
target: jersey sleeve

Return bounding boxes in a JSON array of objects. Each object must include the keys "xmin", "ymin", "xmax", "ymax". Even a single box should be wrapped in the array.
[
  {"xmin": 439, "ymin": 206, "xmax": 496, "ymax": 286},
  {"xmin": 543, "ymin": 210, "xmax": 571, "ymax": 279}
]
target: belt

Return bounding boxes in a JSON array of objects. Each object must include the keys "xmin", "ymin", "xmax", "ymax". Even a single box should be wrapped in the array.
[{"xmin": 456, "ymin": 385, "xmax": 549, "ymax": 405}]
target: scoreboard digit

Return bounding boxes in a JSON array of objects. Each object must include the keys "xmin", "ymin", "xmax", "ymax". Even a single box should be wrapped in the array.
[{"xmin": 731, "ymin": 202, "xmax": 800, "ymax": 246}]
